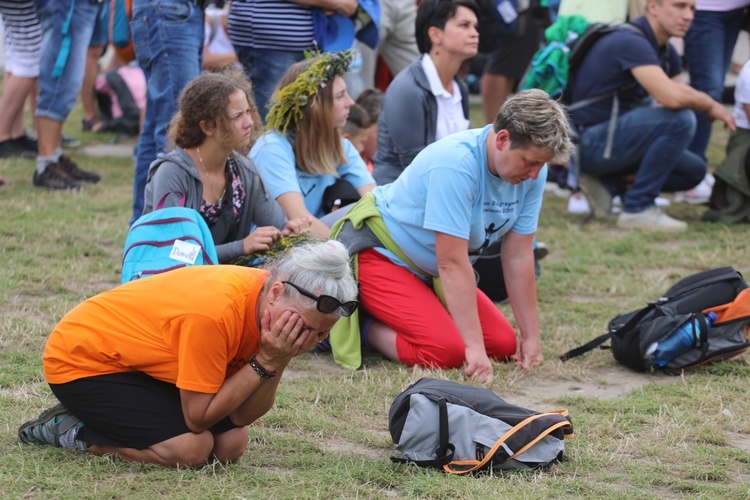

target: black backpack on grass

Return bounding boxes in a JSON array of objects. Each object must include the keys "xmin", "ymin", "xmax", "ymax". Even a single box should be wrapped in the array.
[
  {"xmin": 388, "ymin": 378, "xmax": 574, "ymax": 474},
  {"xmin": 560, "ymin": 267, "xmax": 750, "ymax": 372}
]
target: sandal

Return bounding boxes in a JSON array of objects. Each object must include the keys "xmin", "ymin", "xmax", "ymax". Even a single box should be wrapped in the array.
[{"xmin": 82, "ymin": 116, "xmax": 105, "ymax": 133}]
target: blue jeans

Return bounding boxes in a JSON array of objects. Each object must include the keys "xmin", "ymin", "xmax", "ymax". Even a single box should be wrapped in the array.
[
  {"xmin": 684, "ymin": 8, "xmax": 745, "ymax": 161},
  {"xmin": 232, "ymin": 46, "xmax": 305, "ymax": 121},
  {"xmin": 579, "ymin": 106, "xmax": 706, "ymax": 213},
  {"xmin": 129, "ymin": 0, "xmax": 204, "ymax": 225},
  {"xmin": 34, "ymin": 0, "xmax": 105, "ymax": 122}
]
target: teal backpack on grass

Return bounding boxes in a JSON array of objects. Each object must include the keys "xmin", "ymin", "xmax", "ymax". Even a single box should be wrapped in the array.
[{"xmin": 121, "ymin": 194, "xmax": 218, "ymax": 284}]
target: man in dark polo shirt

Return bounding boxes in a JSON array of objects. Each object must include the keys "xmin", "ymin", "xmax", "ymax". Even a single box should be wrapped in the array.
[{"xmin": 569, "ymin": 0, "xmax": 735, "ymax": 232}]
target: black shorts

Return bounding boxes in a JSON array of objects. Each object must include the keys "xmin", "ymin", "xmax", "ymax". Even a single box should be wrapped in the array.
[
  {"xmin": 484, "ymin": 13, "xmax": 544, "ymax": 81},
  {"xmin": 50, "ymin": 372, "xmax": 238, "ymax": 450}
]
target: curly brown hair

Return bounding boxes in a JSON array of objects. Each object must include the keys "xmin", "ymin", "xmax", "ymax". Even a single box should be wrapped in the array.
[{"xmin": 168, "ymin": 67, "xmax": 262, "ymax": 150}]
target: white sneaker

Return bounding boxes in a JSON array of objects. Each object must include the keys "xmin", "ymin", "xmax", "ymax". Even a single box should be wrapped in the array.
[
  {"xmin": 616, "ymin": 206, "xmax": 688, "ymax": 232},
  {"xmin": 567, "ymin": 191, "xmax": 590, "ymax": 214},
  {"xmin": 674, "ymin": 173, "xmax": 714, "ymax": 205},
  {"xmin": 655, "ymin": 196, "xmax": 671, "ymax": 207}
]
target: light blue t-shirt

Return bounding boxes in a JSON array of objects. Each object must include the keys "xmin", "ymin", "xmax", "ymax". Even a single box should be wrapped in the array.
[
  {"xmin": 373, "ymin": 125, "xmax": 547, "ymax": 278},
  {"xmin": 250, "ymin": 131, "xmax": 375, "ymax": 218}
]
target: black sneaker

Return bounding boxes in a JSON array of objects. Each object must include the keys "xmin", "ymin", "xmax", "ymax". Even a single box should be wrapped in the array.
[
  {"xmin": 32, "ymin": 163, "xmax": 83, "ymax": 190},
  {"xmin": 0, "ymin": 138, "xmax": 35, "ymax": 159},
  {"xmin": 14, "ymin": 133, "xmax": 38, "ymax": 152},
  {"xmin": 59, "ymin": 155, "xmax": 101, "ymax": 183}
]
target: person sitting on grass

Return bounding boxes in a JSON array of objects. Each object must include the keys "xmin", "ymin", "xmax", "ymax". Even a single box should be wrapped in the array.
[
  {"xmin": 18, "ymin": 240, "xmax": 358, "ymax": 469},
  {"xmin": 372, "ymin": 0, "xmax": 479, "ymax": 186},
  {"xmin": 330, "ymin": 89, "xmax": 573, "ymax": 383},
  {"xmin": 143, "ymin": 70, "xmax": 311, "ymax": 264},
  {"xmin": 250, "ymin": 50, "xmax": 376, "ymax": 239}
]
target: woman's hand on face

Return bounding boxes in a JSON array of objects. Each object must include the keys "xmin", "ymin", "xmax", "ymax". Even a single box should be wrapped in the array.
[
  {"xmin": 464, "ymin": 345, "xmax": 494, "ymax": 384},
  {"xmin": 242, "ymin": 226, "xmax": 281, "ymax": 254},
  {"xmin": 511, "ymin": 336, "xmax": 544, "ymax": 370},
  {"xmin": 282, "ymin": 217, "xmax": 313, "ymax": 236},
  {"xmin": 294, "ymin": 327, "xmax": 328, "ymax": 355},
  {"xmin": 256, "ymin": 309, "xmax": 309, "ymax": 371}
]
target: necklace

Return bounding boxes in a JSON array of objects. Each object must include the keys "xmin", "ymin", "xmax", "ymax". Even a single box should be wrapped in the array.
[{"xmin": 196, "ymin": 146, "xmax": 227, "ymax": 207}]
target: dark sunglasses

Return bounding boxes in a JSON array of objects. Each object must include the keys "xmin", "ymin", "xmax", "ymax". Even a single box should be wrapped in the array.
[{"xmin": 282, "ymin": 281, "xmax": 359, "ymax": 317}]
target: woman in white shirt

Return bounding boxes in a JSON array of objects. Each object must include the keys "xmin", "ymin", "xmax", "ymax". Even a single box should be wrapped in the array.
[{"xmin": 372, "ymin": 0, "xmax": 479, "ymax": 185}]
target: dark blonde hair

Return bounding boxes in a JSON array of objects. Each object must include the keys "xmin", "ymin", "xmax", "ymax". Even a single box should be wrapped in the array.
[
  {"xmin": 168, "ymin": 68, "xmax": 262, "ymax": 150},
  {"xmin": 492, "ymin": 89, "xmax": 574, "ymax": 163},
  {"xmin": 271, "ymin": 57, "xmax": 346, "ymax": 176}
]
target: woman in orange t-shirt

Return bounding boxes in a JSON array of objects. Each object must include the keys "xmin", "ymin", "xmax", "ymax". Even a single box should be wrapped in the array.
[{"xmin": 19, "ymin": 241, "xmax": 358, "ymax": 468}]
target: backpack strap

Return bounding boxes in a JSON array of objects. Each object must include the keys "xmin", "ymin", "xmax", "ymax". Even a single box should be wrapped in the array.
[
  {"xmin": 52, "ymin": 0, "xmax": 76, "ymax": 79},
  {"xmin": 390, "ymin": 397, "xmax": 456, "ymax": 469},
  {"xmin": 442, "ymin": 410, "xmax": 573, "ymax": 475},
  {"xmin": 559, "ymin": 332, "xmax": 611, "ymax": 361},
  {"xmin": 559, "ymin": 302, "xmax": 658, "ymax": 361}
]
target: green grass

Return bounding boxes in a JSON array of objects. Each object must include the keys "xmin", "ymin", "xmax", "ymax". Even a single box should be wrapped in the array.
[{"xmin": 1, "ymin": 103, "xmax": 749, "ymax": 498}]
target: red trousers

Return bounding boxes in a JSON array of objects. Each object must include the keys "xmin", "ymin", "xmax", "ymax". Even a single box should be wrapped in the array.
[{"xmin": 357, "ymin": 249, "xmax": 517, "ymax": 368}]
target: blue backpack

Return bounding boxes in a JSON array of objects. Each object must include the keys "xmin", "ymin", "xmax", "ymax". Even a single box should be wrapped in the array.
[{"xmin": 121, "ymin": 195, "xmax": 219, "ymax": 284}]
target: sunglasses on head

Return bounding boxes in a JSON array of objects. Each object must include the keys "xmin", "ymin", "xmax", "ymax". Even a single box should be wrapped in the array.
[{"xmin": 282, "ymin": 281, "xmax": 359, "ymax": 317}]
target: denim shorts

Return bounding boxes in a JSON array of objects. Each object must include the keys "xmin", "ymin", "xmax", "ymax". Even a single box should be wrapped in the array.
[{"xmin": 34, "ymin": 0, "xmax": 107, "ymax": 122}]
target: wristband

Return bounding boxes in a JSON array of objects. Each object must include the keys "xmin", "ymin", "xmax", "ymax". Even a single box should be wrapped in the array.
[{"xmin": 249, "ymin": 353, "xmax": 276, "ymax": 381}]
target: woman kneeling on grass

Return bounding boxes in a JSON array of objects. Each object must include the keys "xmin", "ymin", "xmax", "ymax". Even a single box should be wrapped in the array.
[
  {"xmin": 18, "ymin": 240, "xmax": 358, "ymax": 468},
  {"xmin": 330, "ymin": 90, "xmax": 573, "ymax": 383}
]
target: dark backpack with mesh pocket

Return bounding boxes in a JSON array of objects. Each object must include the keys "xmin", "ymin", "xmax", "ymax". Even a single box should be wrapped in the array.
[
  {"xmin": 389, "ymin": 378, "xmax": 574, "ymax": 474},
  {"xmin": 560, "ymin": 267, "xmax": 750, "ymax": 372}
]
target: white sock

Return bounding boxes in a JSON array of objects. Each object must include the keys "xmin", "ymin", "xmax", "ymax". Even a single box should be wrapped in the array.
[
  {"xmin": 36, "ymin": 155, "xmax": 57, "ymax": 175},
  {"xmin": 59, "ymin": 425, "xmax": 86, "ymax": 450}
]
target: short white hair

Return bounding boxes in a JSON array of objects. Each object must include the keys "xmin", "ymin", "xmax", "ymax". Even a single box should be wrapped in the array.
[{"xmin": 262, "ymin": 240, "xmax": 358, "ymax": 317}]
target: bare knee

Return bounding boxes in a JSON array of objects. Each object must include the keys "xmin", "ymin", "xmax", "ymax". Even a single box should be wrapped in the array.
[
  {"xmin": 211, "ymin": 426, "xmax": 249, "ymax": 464},
  {"xmin": 87, "ymin": 431, "xmax": 214, "ymax": 468}
]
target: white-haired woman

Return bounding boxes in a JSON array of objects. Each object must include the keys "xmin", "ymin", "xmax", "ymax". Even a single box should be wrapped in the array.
[{"xmin": 19, "ymin": 241, "xmax": 357, "ymax": 468}]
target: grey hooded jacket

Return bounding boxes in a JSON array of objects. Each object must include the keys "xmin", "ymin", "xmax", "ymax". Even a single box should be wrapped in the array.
[
  {"xmin": 372, "ymin": 57, "xmax": 470, "ymax": 185},
  {"xmin": 143, "ymin": 147, "xmax": 287, "ymax": 264}
]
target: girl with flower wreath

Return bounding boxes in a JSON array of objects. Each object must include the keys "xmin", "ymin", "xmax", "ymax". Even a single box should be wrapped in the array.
[{"xmin": 250, "ymin": 50, "xmax": 377, "ymax": 239}]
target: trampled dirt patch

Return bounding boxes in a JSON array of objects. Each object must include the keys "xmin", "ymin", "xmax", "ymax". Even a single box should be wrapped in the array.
[
  {"xmin": 286, "ymin": 354, "xmax": 677, "ymax": 410},
  {"xmin": 727, "ymin": 432, "xmax": 750, "ymax": 452},
  {"xmin": 505, "ymin": 364, "xmax": 676, "ymax": 410}
]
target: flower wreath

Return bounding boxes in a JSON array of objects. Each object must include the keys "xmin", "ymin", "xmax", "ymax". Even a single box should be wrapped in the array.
[{"xmin": 265, "ymin": 49, "xmax": 354, "ymax": 134}]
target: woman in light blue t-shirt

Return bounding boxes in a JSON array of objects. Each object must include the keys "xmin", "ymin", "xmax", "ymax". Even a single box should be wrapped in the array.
[{"xmin": 333, "ymin": 90, "xmax": 574, "ymax": 383}]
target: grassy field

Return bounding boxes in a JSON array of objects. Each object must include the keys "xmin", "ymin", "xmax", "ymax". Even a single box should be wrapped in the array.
[{"xmin": 0, "ymin": 103, "xmax": 749, "ymax": 498}]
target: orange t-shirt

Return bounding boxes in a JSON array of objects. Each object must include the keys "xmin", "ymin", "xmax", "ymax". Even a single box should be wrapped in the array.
[{"xmin": 44, "ymin": 266, "xmax": 267, "ymax": 394}]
